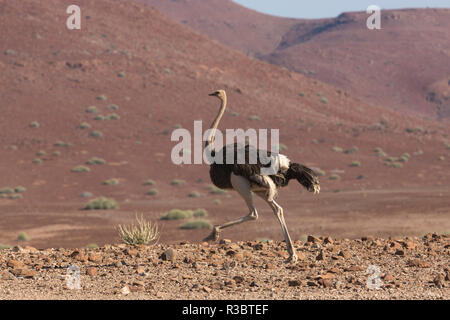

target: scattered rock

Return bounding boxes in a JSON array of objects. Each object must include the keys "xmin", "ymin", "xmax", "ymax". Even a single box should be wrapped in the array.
[
  {"xmin": 323, "ymin": 237, "xmax": 334, "ymax": 244},
  {"xmin": 316, "ymin": 250, "xmax": 324, "ymax": 261},
  {"xmin": 120, "ymin": 285, "xmax": 131, "ymax": 295},
  {"xmin": 408, "ymin": 259, "xmax": 431, "ymax": 268},
  {"xmin": 338, "ymin": 250, "xmax": 351, "ymax": 259},
  {"xmin": 87, "ymin": 267, "xmax": 98, "ymax": 277},
  {"xmin": 10, "ymin": 267, "xmax": 35, "ymax": 278},
  {"xmin": 124, "ymin": 248, "xmax": 138, "ymax": 257},
  {"xmin": 361, "ymin": 236, "xmax": 375, "ymax": 241},
  {"xmin": 88, "ymin": 253, "xmax": 102, "ymax": 263},
  {"xmin": 202, "ymin": 286, "xmax": 212, "ymax": 293},
  {"xmin": 219, "ymin": 239, "xmax": 231, "ymax": 245},
  {"xmin": 7, "ymin": 259, "xmax": 24, "ymax": 269},
  {"xmin": 288, "ymin": 279, "xmax": 302, "ymax": 287},
  {"xmin": 307, "ymin": 235, "xmax": 321, "ymax": 243},
  {"xmin": 395, "ymin": 249, "xmax": 405, "ymax": 256},
  {"xmin": 433, "ymin": 274, "xmax": 445, "ymax": 288},
  {"xmin": 318, "ymin": 278, "xmax": 333, "ymax": 288},
  {"xmin": 160, "ymin": 248, "xmax": 177, "ymax": 262},
  {"xmin": 383, "ymin": 274, "xmax": 396, "ymax": 282}
]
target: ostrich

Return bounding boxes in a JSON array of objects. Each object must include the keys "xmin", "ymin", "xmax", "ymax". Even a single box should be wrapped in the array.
[{"xmin": 203, "ymin": 90, "xmax": 320, "ymax": 262}]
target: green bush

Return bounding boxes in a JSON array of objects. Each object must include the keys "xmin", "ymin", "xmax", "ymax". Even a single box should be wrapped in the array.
[
  {"xmin": 33, "ymin": 158, "xmax": 42, "ymax": 164},
  {"xmin": 161, "ymin": 209, "xmax": 193, "ymax": 220},
  {"xmin": 344, "ymin": 146, "xmax": 359, "ymax": 154},
  {"xmin": 53, "ymin": 151, "xmax": 61, "ymax": 157},
  {"xmin": 97, "ymin": 95, "xmax": 107, "ymax": 101},
  {"xmin": 0, "ymin": 188, "xmax": 14, "ymax": 194},
  {"xmin": 30, "ymin": 121, "xmax": 40, "ymax": 128},
  {"xmin": 79, "ymin": 122, "xmax": 91, "ymax": 129},
  {"xmin": 170, "ymin": 179, "xmax": 186, "ymax": 186},
  {"xmin": 329, "ymin": 174, "xmax": 340, "ymax": 180},
  {"xmin": 86, "ymin": 244, "xmax": 99, "ymax": 249},
  {"xmin": 208, "ymin": 185, "xmax": 227, "ymax": 194},
  {"xmin": 106, "ymin": 113, "xmax": 120, "ymax": 120},
  {"xmin": 147, "ymin": 189, "xmax": 158, "ymax": 196},
  {"xmin": 54, "ymin": 141, "xmax": 73, "ymax": 148},
  {"xmin": 193, "ymin": 209, "xmax": 208, "ymax": 218},
  {"xmin": 103, "ymin": 178, "xmax": 119, "ymax": 186},
  {"xmin": 180, "ymin": 220, "xmax": 212, "ymax": 230},
  {"xmin": 392, "ymin": 162, "xmax": 403, "ymax": 168},
  {"xmin": 94, "ymin": 115, "xmax": 105, "ymax": 121},
  {"xmin": 9, "ymin": 194, "xmax": 22, "ymax": 200},
  {"xmin": 14, "ymin": 186, "xmax": 27, "ymax": 193},
  {"xmin": 213, "ymin": 199, "xmax": 222, "ymax": 205},
  {"xmin": 320, "ymin": 97, "xmax": 329, "ymax": 104},
  {"xmin": 332, "ymin": 146, "xmax": 343, "ymax": 153},
  {"xmin": 249, "ymin": 115, "xmax": 260, "ymax": 121},
  {"xmin": 108, "ymin": 104, "xmax": 119, "ymax": 111},
  {"xmin": 90, "ymin": 130, "xmax": 103, "ymax": 138},
  {"xmin": 117, "ymin": 214, "xmax": 159, "ymax": 245},
  {"xmin": 86, "ymin": 157, "xmax": 106, "ymax": 165},
  {"xmin": 72, "ymin": 165, "xmax": 90, "ymax": 173},
  {"xmin": 143, "ymin": 180, "xmax": 155, "ymax": 186},
  {"xmin": 84, "ymin": 197, "xmax": 119, "ymax": 210},
  {"xmin": 86, "ymin": 106, "xmax": 98, "ymax": 114},
  {"xmin": 188, "ymin": 191, "xmax": 203, "ymax": 198},
  {"xmin": 313, "ymin": 168, "xmax": 325, "ymax": 176},
  {"xmin": 350, "ymin": 161, "xmax": 361, "ymax": 167},
  {"xmin": 17, "ymin": 232, "xmax": 30, "ymax": 241},
  {"xmin": 0, "ymin": 244, "xmax": 11, "ymax": 250}
]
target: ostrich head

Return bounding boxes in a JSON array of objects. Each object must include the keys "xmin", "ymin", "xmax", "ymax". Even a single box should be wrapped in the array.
[{"xmin": 209, "ymin": 90, "xmax": 226, "ymax": 100}]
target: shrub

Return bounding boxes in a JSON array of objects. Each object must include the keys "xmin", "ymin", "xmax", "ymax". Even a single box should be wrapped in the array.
[
  {"xmin": 53, "ymin": 151, "xmax": 61, "ymax": 157},
  {"xmin": 278, "ymin": 144, "xmax": 288, "ymax": 152},
  {"xmin": 54, "ymin": 141, "xmax": 73, "ymax": 148},
  {"xmin": 86, "ymin": 106, "xmax": 98, "ymax": 114},
  {"xmin": 213, "ymin": 199, "xmax": 222, "ymax": 205},
  {"xmin": 86, "ymin": 244, "xmax": 99, "ymax": 249},
  {"xmin": 0, "ymin": 188, "xmax": 14, "ymax": 194},
  {"xmin": 208, "ymin": 185, "xmax": 227, "ymax": 194},
  {"xmin": 17, "ymin": 232, "xmax": 30, "ymax": 241},
  {"xmin": 344, "ymin": 146, "xmax": 359, "ymax": 154},
  {"xmin": 9, "ymin": 194, "xmax": 23, "ymax": 200},
  {"xmin": 249, "ymin": 115, "xmax": 260, "ymax": 121},
  {"xmin": 231, "ymin": 112, "xmax": 239, "ymax": 117},
  {"xmin": 97, "ymin": 95, "xmax": 107, "ymax": 101},
  {"xmin": 329, "ymin": 174, "xmax": 340, "ymax": 180},
  {"xmin": 117, "ymin": 214, "xmax": 159, "ymax": 245},
  {"xmin": 33, "ymin": 158, "xmax": 42, "ymax": 164},
  {"xmin": 180, "ymin": 220, "xmax": 212, "ymax": 230},
  {"xmin": 108, "ymin": 104, "xmax": 119, "ymax": 111},
  {"xmin": 374, "ymin": 147, "xmax": 383, "ymax": 153},
  {"xmin": 106, "ymin": 113, "xmax": 120, "ymax": 120},
  {"xmin": 357, "ymin": 175, "xmax": 366, "ymax": 180},
  {"xmin": 170, "ymin": 179, "xmax": 186, "ymax": 186},
  {"xmin": 161, "ymin": 209, "xmax": 193, "ymax": 220},
  {"xmin": 94, "ymin": 115, "xmax": 105, "ymax": 121},
  {"xmin": 146, "ymin": 189, "xmax": 158, "ymax": 196},
  {"xmin": 86, "ymin": 157, "xmax": 106, "ymax": 165},
  {"xmin": 117, "ymin": 71, "xmax": 126, "ymax": 78},
  {"xmin": 313, "ymin": 168, "xmax": 325, "ymax": 176},
  {"xmin": 84, "ymin": 197, "xmax": 119, "ymax": 210},
  {"xmin": 90, "ymin": 130, "xmax": 103, "ymax": 138},
  {"xmin": 320, "ymin": 97, "xmax": 329, "ymax": 104},
  {"xmin": 14, "ymin": 186, "xmax": 27, "ymax": 193},
  {"xmin": 350, "ymin": 161, "xmax": 361, "ymax": 167},
  {"xmin": 79, "ymin": 122, "xmax": 91, "ymax": 129},
  {"xmin": 30, "ymin": 121, "xmax": 40, "ymax": 128},
  {"xmin": 193, "ymin": 209, "xmax": 208, "ymax": 218},
  {"xmin": 299, "ymin": 92, "xmax": 306, "ymax": 97},
  {"xmin": 392, "ymin": 162, "xmax": 403, "ymax": 168},
  {"xmin": 143, "ymin": 180, "xmax": 155, "ymax": 186},
  {"xmin": 103, "ymin": 178, "xmax": 119, "ymax": 186},
  {"xmin": 439, "ymin": 156, "xmax": 445, "ymax": 161},
  {"xmin": 80, "ymin": 192, "xmax": 93, "ymax": 198},
  {"xmin": 332, "ymin": 146, "xmax": 343, "ymax": 153},
  {"xmin": 0, "ymin": 244, "xmax": 11, "ymax": 250},
  {"xmin": 188, "ymin": 191, "xmax": 203, "ymax": 198},
  {"xmin": 72, "ymin": 165, "xmax": 90, "ymax": 173}
]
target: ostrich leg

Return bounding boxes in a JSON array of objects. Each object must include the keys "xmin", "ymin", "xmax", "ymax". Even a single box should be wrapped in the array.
[
  {"xmin": 256, "ymin": 192, "xmax": 298, "ymax": 263},
  {"xmin": 204, "ymin": 173, "xmax": 258, "ymax": 242}
]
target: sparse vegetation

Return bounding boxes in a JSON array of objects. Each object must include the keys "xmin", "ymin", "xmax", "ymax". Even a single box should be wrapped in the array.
[
  {"xmin": 33, "ymin": 158, "xmax": 42, "ymax": 164},
  {"xmin": 208, "ymin": 185, "xmax": 227, "ymax": 194},
  {"xmin": 97, "ymin": 95, "xmax": 107, "ymax": 101},
  {"xmin": 84, "ymin": 197, "xmax": 119, "ymax": 210},
  {"xmin": 249, "ymin": 115, "xmax": 260, "ymax": 121},
  {"xmin": 53, "ymin": 151, "xmax": 61, "ymax": 157},
  {"xmin": 313, "ymin": 168, "xmax": 326, "ymax": 176},
  {"xmin": 117, "ymin": 214, "xmax": 159, "ymax": 245},
  {"xmin": 146, "ymin": 189, "xmax": 158, "ymax": 196},
  {"xmin": 329, "ymin": 174, "xmax": 340, "ymax": 180},
  {"xmin": 86, "ymin": 157, "xmax": 106, "ymax": 165},
  {"xmin": 0, "ymin": 188, "xmax": 14, "ymax": 194},
  {"xmin": 180, "ymin": 219, "xmax": 212, "ymax": 230},
  {"xmin": 106, "ymin": 113, "xmax": 120, "ymax": 120},
  {"xmin": 72, "ymin": 165, "xmax": 90, "ymax": 173},
  {"xmin": 193, "ymin": 209, "xmax": 208, "ymax": 218},
  {"xmin": 9, "ymin": 194, "xmax": 22, "ymax": 200},
  {"xmin": 170, "ymin": 179, "xmax": 186, "ymax": 186},
  {"xmin": 14, "ymin": 186, "xmax": 27, "ymax": 193},
  {"xmin": 188, "ymin": 191, "xmax": 203, "ymax": 198},
  {"xmin": 213, "ymin": 199, "xmax": 222, "ymax": 205},
  {"xmin": 0, "ymin": 244, "xmax": 11, "ymax": 250},
  {"xmin": 344, "ymin": 146, "xmax": 359, "ymax": 154},
  {"xmin": 79, "ymin": 122, "xmax": 91, "ymax": 129},
  {"xmin": 108, "ymin": 104, "xmax": 119, "ymax": 111},
  {"xmin": 143, "ymin": 180, "xmax": 155, "ymax": 186},
  {"xmin": 350, "ymin": 161, "xmax": 361, "ymax": 167},
  {"xmin": 30, "ymin": 121, "xmax": 40, "ymax": 128},
  {"xmin": 103, "ymin": 178, "xmax": 119, "ymax": 186},
  {"xmin": 161, "ymin": 209, "xmax": 193, "ymax": 220},
  {"xmin": 54, "ymin": 141, "xmax": 73, "ymax": 148},
  {"xmin": 90, "ymin": 130, "xmax": 103, "ymax": 138},
  {"xmin": 86, "ymin": 106, "xmax": 98, "ymax": 114},
  {"xmin": 320, "ymin": 97, "xmax": 329, "ymax": 104},
  {"xmin": 332, "ymin": 146, "xmax": 343, "ymax": 153},
  {"xmin": 17, "ymin": 232, "xmax": 30, "ymax": 242},
  {"xmin": 36, "ymin": 150, "xmax": 46, "ymax": 157},
  {"xmin": 94, "ymin": 115, "xmax": 105, "ymax": 121},
  {"xmin": 86, "ymin": 244, "xmax": 99, "ymax": 249}
]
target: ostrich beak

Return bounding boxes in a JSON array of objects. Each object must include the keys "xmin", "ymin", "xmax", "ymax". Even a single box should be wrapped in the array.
[{"xmin": 209, "ymin": 91, "xmax": 218, "ymax": 96}]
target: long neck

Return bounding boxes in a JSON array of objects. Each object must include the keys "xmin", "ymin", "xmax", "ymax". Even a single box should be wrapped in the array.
[{"xmin": 205, "ymin": 96, "xmax": 227, "ymax": 152}]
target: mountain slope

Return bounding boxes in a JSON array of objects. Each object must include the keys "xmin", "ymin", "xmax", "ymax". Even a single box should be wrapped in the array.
[{"xmin": 140, "ymin": 2, "xmax": 450, "ymax": 118}]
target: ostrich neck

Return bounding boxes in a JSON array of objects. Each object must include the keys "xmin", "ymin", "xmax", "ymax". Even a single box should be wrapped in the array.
[{"xmin": 206, "ymin": 96, "xmax": 227, "ymax": 152}]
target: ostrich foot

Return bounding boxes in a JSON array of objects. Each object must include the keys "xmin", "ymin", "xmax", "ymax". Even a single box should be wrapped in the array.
[
  {"xmin": 285, "ymin": 254, "xmax": 298, "ymax": 264},
  {"xmin": 203, "ymin": 226, "xmax": 220, "ymax": 242}
]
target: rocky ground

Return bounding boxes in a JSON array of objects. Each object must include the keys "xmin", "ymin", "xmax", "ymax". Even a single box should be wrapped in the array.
[{"xmin": 0, "ymin": 234, "xmax": 448, "ymax": 300}]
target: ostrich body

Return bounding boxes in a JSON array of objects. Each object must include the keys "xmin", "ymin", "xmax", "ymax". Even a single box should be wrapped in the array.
[{"xmin": 204, "ymin": 90, "xmax": 320, "ymax": 262}]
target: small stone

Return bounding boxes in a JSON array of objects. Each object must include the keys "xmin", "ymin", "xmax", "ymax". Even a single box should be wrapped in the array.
[
  {"xmin": 344, "ymin": 266, "xmax": 364, "ymax": 272},
  {"xmin": 219, "ymin": 239, "xmax": 231, "ymax": 245},
  {"xmin": 88, "ymin": 253, "xmax": 102, "ymax": 263},
  {"xmin": 338, "ymin": 250, "xmax": 351, "ymax": 259},
  {"xmin": 265, "ymin": 263, "xmax": 276, "ymax": 270},
  {"xmin": 125, "ymin": 249, "xmax": 138, "ymax": 257},
  {"xmin": 160, "ymin": 248, "xmax": 177, "ymax": 262},
  {"xmin": 408, "ymin": 259, "xmax": 430, "ymax": 268},
  {"xmin": 361, "ymin": 236, "xmax": 375, "ymax": 242},
  {"xmin": 306, "ymin": 281, "xmax": 318, "ymax": 287},
  {"xmin": 10, "ymin": 267, "xmax": 35, "ymax": 278},
  {"xmin": 136, "ymin": 266, "xmax": 145, "ymax": 275},
  {"xmin": 23, "ymin": 246, "xmax": 38, "ymax": 252},
  {"xmin": 318, "ymin": 273, "xmax": 335, "ymax": 280},
  {"xmin": 288, "ymin": 280, "xmax": 302, "ymax": 287},
  {"xmin": 7, "ymin": 260, "xmax": 24, "ymax": 269},
  {"xmin": 318, "ymin": 278, "xmax": 333, "ymax": 288},
  {"xmin": 383, "ymin": 274, "xmax": 396, "ymax": 282},
  {"xmin": 202, "ymin": 286, "xmax": 212, "ymax": 293},
  {"xmin": 120, "ymin": 286, "xmax": 131, "ymax": 295},
  {"xmin": 323, "ymin": 237, "xmax": 334, "ymax": 244},
  {"xmin": 133, "ymin": 280, "xmax": 145, "ymax": 287},
  {"xmin": 307, "ymin": 235, "xmax": 321, "ymax": 243},
  {"xmin": 233, "ymin": 276, "xmax": 245, "ymax": 284},
  {"xmin": 316, "ymin": 250, "xmax": 324, "ymax": 261},
  {"xmin": 433, "ymin": 274, "xmax": 445, "ymax": 288},
  {"xmin": 87, "ymin": 267, "xmax": 98, "ymax": 277},
  {"xmin": 395, "ymin": 249, "xmax": 405, "ymax": 256}
]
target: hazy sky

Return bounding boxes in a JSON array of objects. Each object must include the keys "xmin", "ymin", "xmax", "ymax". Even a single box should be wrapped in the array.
[{"xmin": 232, "ymin": 0, "xmax": 449, "ymax": 19}]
